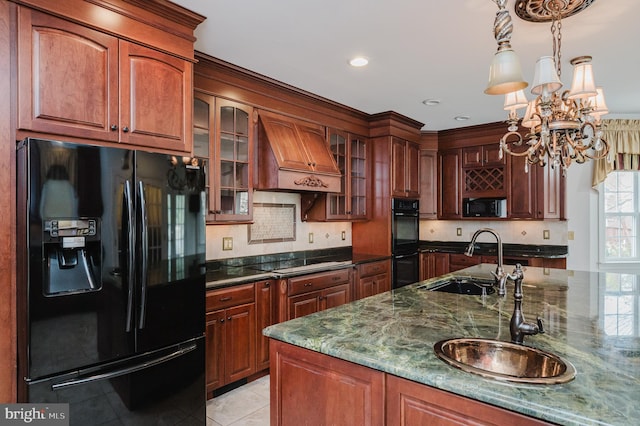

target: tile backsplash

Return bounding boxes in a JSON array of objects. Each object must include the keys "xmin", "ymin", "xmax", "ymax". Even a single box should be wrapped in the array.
[
  {"xmin": 206, "ymin": 191, "xmax": 352, "ymax": 260},
  {"xmin": 420, "ymin": 219, "xmax": 568, "ymax": 246}
]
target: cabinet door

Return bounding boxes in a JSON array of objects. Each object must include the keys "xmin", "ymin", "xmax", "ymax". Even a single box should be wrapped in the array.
[
  {"xmin": 536, "ymin": 163, "xmax": 564, "ymax": 219},
  {"xmin": 358, "ymin": 276, "xmax": 376, "ymax": 299},
  {"xmin": 119, "ymin": 41, "xmax": 192, "ymax": 152},
  {"xmin": 296, "ymin": 122, "xmax": 339, "ymax": 174},
  {"xmin": 327, "ymin": 129, "xmax": 348, "ymax": 219},
  {"xmin": 439, "ymin": 150, "xmax": 461, "ymax": 219},
  {"xmin": 18, "ymin": 9, "xmax": 119, "ymax": 141},
  {"xmin": 213, "ymin": 99, "xmax": 253, "ymax": 221},
  {"xmin": 350, "ymin": 136, "xmax": 369, "ymax": 219},
  {"xmin": 419, "ymin": 150, "xmax": 437, "ymax": 218},
  {"xmin": 391, "ymin": 138, "xmax": 406, "ymax": 197},
  {"xmin": 405, "ymin": 141, "xmax": 420, "ymax": 198},
  {"xmin": 322, "ymin": 283, "xmax": 351, "ymax": 310},
  {"xmin": 289, "ymin": 292, "xmax": 321, "ymax": 320},
  {"xmin": 205, "ymin": 310, "xmax": 225, "ymax": 393},
  {"xmin": 256, "ymin": 280, "xmax": 274, "ymax": 371},
  {"xmin": 260, "ymin": 114, "xmax": 313, "ymax": 171},
  {"xmin": 224, "ymin": 303, "xmax": 256, "ymax": 383},
  {"xmin": 509, "ymin": 154, "xmax": 538, "ymax": 218}
]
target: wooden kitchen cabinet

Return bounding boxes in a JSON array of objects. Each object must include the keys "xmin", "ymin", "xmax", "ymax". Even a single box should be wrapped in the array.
[
  {"xmin": 302, "ymin": 129, "xmax": 369, "ymax": 221},
  {"xmin": 461, "ymin": 143, "xmax": 506, "ymax": 199},
  {"xmin": 420, "ymin": 251, "xmax": 449, "ymax": 280},
  {"xmin": 392, "ymin": 137, "xmax": 420, "ymax": 198},
  {"xmin": 419, "ymin": 150, "xmax": 438, "ymax": 218},
  {"xmin": 205, "ymin": 284, "xmax": 256, "ymax": 396},
  {"xmin": 438, "ymin": 149, "xmax": 462, "ymax": 219},
  {"xmin": 255, "ymin": 279, "xmax": 275, "ymax": 372},
  {"xmin": 277, "ymin": 268, "xmax": 352, "ymax": 322},
  {"xmin": 18, "ymin": 8, "xmax": 193, "ymax": 152},
  {"xmin": 355, "ymin": 260, "xmax": 391, "ymax": 300},
  {"xmin": 193, "ymin": 92, "xmax": 254, "ymax": 222},
  {"xmin": 386, "ymin": 375, "xmax": 550, "ymax": 426}
]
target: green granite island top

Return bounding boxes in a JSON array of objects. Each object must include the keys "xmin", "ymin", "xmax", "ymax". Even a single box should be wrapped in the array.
[{"xmin": 263, "ymin": 264, "xmax": 640, "ymax": 426}]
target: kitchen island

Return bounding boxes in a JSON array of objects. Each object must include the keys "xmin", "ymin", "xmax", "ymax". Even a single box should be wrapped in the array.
[{"xmin": 264, "ymin": 264, "xmax": 640, "ymax": 425}]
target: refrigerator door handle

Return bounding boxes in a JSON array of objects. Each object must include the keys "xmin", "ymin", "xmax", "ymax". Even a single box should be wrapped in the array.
[
  {"xmin": 50, "ymin": 343, "xmax": 197, "ymax": 391},
  {"xmin": 124, "ymin": 180, "xmax": 135, "ymax": 333},
  {"xmin": 138, "ymin": 180, "xmax": 149, "ymax": 330}
]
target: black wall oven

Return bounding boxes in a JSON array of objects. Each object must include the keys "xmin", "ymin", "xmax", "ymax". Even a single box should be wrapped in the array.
[{"xmin": 391, "ymin": 198, "xmax": 419, "ymax": 288}]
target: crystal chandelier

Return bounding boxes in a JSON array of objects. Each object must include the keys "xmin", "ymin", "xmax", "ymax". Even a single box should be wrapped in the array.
[{"xmin": 485, "ymin": 0, "xmax": 609, "ymax": 175}]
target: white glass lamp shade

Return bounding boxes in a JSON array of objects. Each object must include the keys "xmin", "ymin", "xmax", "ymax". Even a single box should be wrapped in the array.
[
  {"xmin": 531, "ymin": 56, "xmax": 563, "ymax": 96},
  {"xmin": 568, "ymin": 56, "xmax": 597, "ymax": 99},
  {"xmin": 590, "ymin": 87, "xmax": 609, "ymax": 115},
  {"xmin": 521, "ymin": 100, "xmax": 541, "ymax": 129},
  {"xmin": 485, "ymin": 49, "xmax": 529, "ymax": 95},
  {"xmin": 503, "ymin": 89, "xmax": 528, "ymax": 111}
]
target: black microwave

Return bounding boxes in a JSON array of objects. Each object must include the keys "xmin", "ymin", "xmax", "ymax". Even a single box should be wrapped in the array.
[{"xmin": 463, "ymin": 198, "xmax": 507, "ymax": 218}]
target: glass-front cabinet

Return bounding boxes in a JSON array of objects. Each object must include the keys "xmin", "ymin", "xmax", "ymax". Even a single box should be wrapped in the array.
[
  {"xmin": 193, "ymin": 91, "xmax": 253, "ymax": 222},
  {"xmin": 325, "ymin": 129, "xmax": 368, "ymax": 220}
]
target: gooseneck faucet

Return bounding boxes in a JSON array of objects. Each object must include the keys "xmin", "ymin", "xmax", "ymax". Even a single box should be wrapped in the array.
[
  {"xmin": 506, "ymin": 263, "xmax": 544, "ymax": 344},
  {"xmin": 465, "ymin": 228, "xmax": 507, "ymax": 295}
]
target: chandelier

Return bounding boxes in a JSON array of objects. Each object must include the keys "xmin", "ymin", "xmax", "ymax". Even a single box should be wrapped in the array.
[{"xmin": 485, "ymin": 0, "xmax": 609, "ymax": 175}]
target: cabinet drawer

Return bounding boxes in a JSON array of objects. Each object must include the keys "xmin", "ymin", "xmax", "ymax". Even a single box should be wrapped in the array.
[
  {"xmin": 449, "ymin": 253, "xmax": 482, "ymax": 268},
  {"xmin": 359, "ymin": 261, "xmax": 389, "ymax": 278},
  {"xmin": 288, "ymin": 268, "xmax": 351, "ymax": 296},
  {"xmin": 207, "ymin": 283, "xmax": 255, "ymax": 311}
]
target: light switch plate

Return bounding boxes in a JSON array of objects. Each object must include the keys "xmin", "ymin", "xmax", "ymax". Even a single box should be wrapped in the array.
[
  {"xmin": 308, "ymin": 233, "xmax": 314, "ymax": 243},
  {"xmin": 567, "ymin": 231, "xmax": 575, "ymax": 240},
  {"xmin": 222, "ymin": 237, "xmax": 233, "ymax": 251},
  {"xmin": 456, "ymin": 228, "xmax": 462, "ymax": 236},
  {"xmin": 543, "ymin": 230, "xmax": 550, "ymax": 240},
  {"xmin": 341, "ymin": 231, "xmax": 346, "ymax": 240}
]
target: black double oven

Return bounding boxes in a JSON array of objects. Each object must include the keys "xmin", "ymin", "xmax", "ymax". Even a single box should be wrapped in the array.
[{"xmin": 391, "ymin": 198, "xmax": 420, "ymax": 288}]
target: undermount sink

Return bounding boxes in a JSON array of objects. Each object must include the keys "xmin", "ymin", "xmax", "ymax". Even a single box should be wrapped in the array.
[
  {"xmin": 420, "ymin": 277, "xmax": 496, "ymax": 295},
  {"xmin": 433, "ymin": 338, "xmax": 576, "ymax": 385}
]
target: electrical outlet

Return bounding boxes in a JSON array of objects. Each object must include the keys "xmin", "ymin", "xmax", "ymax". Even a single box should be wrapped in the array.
[
  {"xmin": 341, "ymin": 231, "xmax": 346, "ymax": 240},
  {"xmin": 456, "ymin": 228, "xmax": 462, "ymax": 236},
  {"xmin": 308, "ymin": 232, "xmax": 314, "ymax": 243},
  {"xmin": 567, "ymin": 231, "xmax": 575, "ymax": 241},
  {"xmin": 543, "ymin": 230, "xmax": 550, "ymax": 240},
  {"xmin": 222, "ymin": 237, "xmax": 233, "ymax": 251}
]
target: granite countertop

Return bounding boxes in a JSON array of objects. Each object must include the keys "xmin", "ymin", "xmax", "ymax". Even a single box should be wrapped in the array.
[
  {"xmin": 264, "ymin": 264, "xmax": 640, "ymax": 426},
  {"xmin": 420, "ymin": 241, "xmax": 569, "ymax": 258},
  {"xmin": 205, "ymin": 252, "xmax": 389, "ymax": 290}
]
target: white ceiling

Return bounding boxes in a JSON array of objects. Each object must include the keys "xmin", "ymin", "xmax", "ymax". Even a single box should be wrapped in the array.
[{"xmin": 173, "ymin": 0, "xmax": 640, "ymax": 131}]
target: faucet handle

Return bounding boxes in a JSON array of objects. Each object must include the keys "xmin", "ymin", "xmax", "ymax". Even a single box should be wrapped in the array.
[{"xmin": 536, "ymin": 317, "xmax": 545, "ymax": 334}]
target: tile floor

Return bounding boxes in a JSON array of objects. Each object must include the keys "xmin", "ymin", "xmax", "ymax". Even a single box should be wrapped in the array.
[{"xmin": 206, "ymin": 375, "xmax": 270, "ymax": 426}]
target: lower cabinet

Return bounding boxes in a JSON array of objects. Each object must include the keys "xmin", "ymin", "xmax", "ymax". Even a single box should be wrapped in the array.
[
  {"xmin": 278, "ymin": 268, "xmax": 352, "ymax": 322},
  {"xmin": 270, "ymin": 340, "xmax": 551, "ymax": 426},
  {"xmin": 355, "ymin": 259, "xmax": 391, "ymax": 300},
  {"xmin": 386, "ymin": 375, "xmax": 550, "ymax": 425},
  {"xmin": 255, "ymin": 279, "xmax": 275, "ymax": 372},
  {"xmin": 205, "ymin": 283, "xmax": 257, "ymax": 396},
  {"xmin": 420, "ymin": 252, "xmax": 449, "ymax": 280}
]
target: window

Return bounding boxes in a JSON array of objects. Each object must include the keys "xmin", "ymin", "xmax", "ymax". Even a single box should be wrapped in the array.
[{"xmin": 601, "ymin": 171, "xmax": 640, "ymax": 263}]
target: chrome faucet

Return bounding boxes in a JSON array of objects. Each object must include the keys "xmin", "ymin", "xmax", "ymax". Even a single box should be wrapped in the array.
[
  {"xmin": 465, "ymin": 228, "xmax": 507, "ymax": 296},
  {"xmin": 506, "ymin": 263, "xmax": 544, "ymax": 344}
]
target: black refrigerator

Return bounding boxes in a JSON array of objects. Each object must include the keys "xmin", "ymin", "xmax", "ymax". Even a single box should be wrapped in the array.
[{"xmin": 17, "ymin": 138, "xmax": 207, "ymax": 425}]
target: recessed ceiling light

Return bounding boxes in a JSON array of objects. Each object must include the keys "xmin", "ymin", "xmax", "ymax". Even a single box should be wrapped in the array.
[
  {"xmin": 422, "ymin": 99, "xmax": 441, "ymax": 106},
  {"xmin": 454, "ymin": 115, "xmax": 470, "ymax": 121},
  {"xmin": 349, "ymin": 57, "xmax": 369, "ymax": 67}
]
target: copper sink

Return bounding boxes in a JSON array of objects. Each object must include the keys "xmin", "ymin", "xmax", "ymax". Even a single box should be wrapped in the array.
[{"xmin": 433, "ymin": 338, "xmax": 576, "ymax": 384}]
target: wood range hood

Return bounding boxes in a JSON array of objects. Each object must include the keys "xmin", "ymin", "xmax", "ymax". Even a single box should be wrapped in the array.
[{"xmin": 256, "ymin": 110, "xmax": 342, "ymax": 193}]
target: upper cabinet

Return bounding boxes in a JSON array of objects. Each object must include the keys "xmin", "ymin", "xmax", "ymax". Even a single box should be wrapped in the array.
[
  {"xmin": 438, "ymin": 123, "xmax": 565, "ymax": 220},
  {"xmin": 257, "ymin": 111, "xmax": 341, "ymax": 192},
  {"xmin": 391, "ymin": 138, "xmax": 420, "ymax": 199},
  {"xmin": 461, "ymin": 144, "xmax": 506, "ymax": 199},
  {"xmin": 303, "ymin": 129, "xmax": 370, "ymax": 221},
  {"xmin": 419, "ymin": 149, "xmax": 437, "ymax": 219},
  {"xmin": 17, "ymin": 6, "xmax": 197, "ymax": 152},
  {"xmin": 194, "ymin": 92, "xmax": 254, "ymax": 222}
]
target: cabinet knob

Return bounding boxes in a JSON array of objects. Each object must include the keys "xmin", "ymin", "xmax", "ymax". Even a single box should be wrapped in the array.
[
  {"xmin": 220, "ymin": 318, "xmax": 225, "ymax": 323},
  {"xmin": 264, "ymin": 282, "xmax": 270, "ymax": 287},
  {"xmin": 304, "ymin": 282, "xmax": 312, "ymax": 287},
  {"xmin": 110, "ymin": 124, "xmax": 118, "ymax": 131},
  {"xmin": 122, "ymin": 126, "xmax": 129, "ymax": 133},
  {"xmin": 219, "ymin": 296, "xmax": 232, "ymax": 302},
  {"xmin": 227, "ymin": 316, "xmax": 232, "ymax": 321}
]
